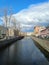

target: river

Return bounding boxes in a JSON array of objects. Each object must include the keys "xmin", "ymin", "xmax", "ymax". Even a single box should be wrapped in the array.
[{"xmin": 0, "ymin": 37, "xmax": 49, "ymax": 65}]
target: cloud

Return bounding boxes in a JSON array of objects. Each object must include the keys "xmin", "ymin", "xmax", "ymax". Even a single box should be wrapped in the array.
[
  {"xmin": 12, "ymin": 2, "xmax": 49, "ymax": 31},
  {"xmin": 20, "ymin": 24, "xmax": 33, "ymax": 28},
  {"xmin": 0, "ymin": 2, "xmax": 49, "ymax": 32},
  {"xmin": 14, "ymin": 2, "xmax": 49, "ymax": 24}
]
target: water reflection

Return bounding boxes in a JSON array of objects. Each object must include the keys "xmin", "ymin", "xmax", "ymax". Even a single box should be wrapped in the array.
[{"xmin": 0, "ymin": 37, "xmax": 49, "ymax": 65}]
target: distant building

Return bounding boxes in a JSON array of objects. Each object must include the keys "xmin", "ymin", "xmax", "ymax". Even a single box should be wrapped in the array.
[
  {"xmin": 0, "ymin": 26, "xmax": 20, "ymax": 39},
  {"xmin": 0, "ymin": 26, "xmax": 7, "ymax": 38},
  {"xmin": 14, "ymin": 29, "xmax": 19, "ymax": 36},
  {"xmin": 20, "ymin": 32, "xmax": 27, "ymax": 36},
  {"xmin": 7, "ymin": 27, "xmax": 19, "ymax": 37},
  {"xmin": 34, "ymin": 26, "xmax": 46, "ymax": 36},
  {"xmin": 20, "ymin": 32, "xmax": 33, "ymax": 36},
  {"xmin": 7, "ymin": 28, "xmax": 14, "ymax": 37},
  {"xmin": 26, "ymin": 32, "xmax": 33, "ymax": 36},
  {"xmin": 40, "ymin": 27, "xmax": 49, "ymax": 38}
]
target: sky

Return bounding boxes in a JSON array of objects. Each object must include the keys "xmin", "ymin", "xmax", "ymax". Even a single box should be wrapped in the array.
[
  {"xmin": 0, "ymin": 0, "xmax": 48, "ymax": 13},
  {"xmin": 0, "ymin": 0, "xmax": 49, "ymax": 32}
]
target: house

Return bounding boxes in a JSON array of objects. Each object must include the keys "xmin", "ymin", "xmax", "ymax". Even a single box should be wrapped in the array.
[
  {"xmin": 40, "ymin": 27, "xmax": 49, "ymax": 38},
  {"xmin": 34, "ymin": 26, "xmax": 46, "ymax": 37}
]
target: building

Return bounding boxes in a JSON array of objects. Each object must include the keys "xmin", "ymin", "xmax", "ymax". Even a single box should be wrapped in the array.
[
  {"xmin": 7, "ymin": 28, "xmax": 14, "ymax": 37},
  {"xmin": 0, "ymin": 26, "xmax": 20, "ymax": 39},
  {"xmin": 20, "ymin": 32, "xmax": 33, "ymax": 36},
  {"xmin": 7, "ymin": 27, "xmax": 20, "ymax": 38},
  {"xmin": 40, "ymin": 27, "xmax": 49, "ymax": 38},
  {"xmin": 20, "ymin": 32, "xmax": 26, "ymax": 36},
  {"xmin": 26, "ymin": 32, "xmax": 33, "ymax": 36},
  {"xmin": 34, "ymin": 26, "xmax": 46, "ymax": 36},
  {"xmin": 0, "ymin": 26, "xmax": 7, "ymax": 38}
]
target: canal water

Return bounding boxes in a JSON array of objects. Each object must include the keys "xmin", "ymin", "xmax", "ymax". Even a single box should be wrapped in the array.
[{"xmin": 0, "ymin": 37, "xmax": 49, "ymax": 65}]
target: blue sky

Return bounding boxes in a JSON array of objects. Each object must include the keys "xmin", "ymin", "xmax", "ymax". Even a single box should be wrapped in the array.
[
  {"xmin": 0, "ymin": 0, "xmax": 48, "ymax": 13},
  {"xmin": 0, "ymin": 0, "xmax": 49, "ymax": 32}
]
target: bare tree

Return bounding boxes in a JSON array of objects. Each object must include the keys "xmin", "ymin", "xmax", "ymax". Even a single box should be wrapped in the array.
[
  {"xmin": 18, "ymin": 22, "xmax": 21, "ymax": 36},
  {"xmin": 12, "ymin": 17, "xmax": 21, "ymax": 36},
  {"xmin": 3, "ymin": 8, "xmax": 13, "ymax": 39},
  {"xmin": 12, "ymin": 17, "xmax": 17, "ymax": 29},
  {"xmin": 4, "ymin": 9, "xmax": 8, "ymax": 28}
]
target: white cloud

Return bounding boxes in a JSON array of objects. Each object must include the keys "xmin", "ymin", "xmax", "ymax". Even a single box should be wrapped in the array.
[
  {"xmin": 14, "ymin": 2, "xmax": 49, "ymax": 24},
  {"xmin": 0, "ymin": 2, "xmax": 49, "ymax": 32},
  {"xmin": 13, "ymin": 2, "xmax": 49, "ymax": 31},
  {"xmin": 20, "ymin": 24, "xmax": 33, "ymax": 28}
]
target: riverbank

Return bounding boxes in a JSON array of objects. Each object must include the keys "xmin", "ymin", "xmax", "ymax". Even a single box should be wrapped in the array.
[
  {"xmin": 32, "ymin": 36, "xmax": 49, "ymax": 60},
  {"xmin": 0, "ymin": 36, "xmax": 24, "ymax": 50}
]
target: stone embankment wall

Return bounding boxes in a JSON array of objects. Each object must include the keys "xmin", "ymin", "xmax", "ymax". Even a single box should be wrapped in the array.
[{"xmin": 0, "ymin": 36, "xmax": 24, "ymax": 50}]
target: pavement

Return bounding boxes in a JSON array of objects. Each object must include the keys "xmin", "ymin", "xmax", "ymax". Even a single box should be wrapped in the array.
[{"xmin": 32, "ymin": 37, "xmax": 49, "ymax": 53}]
